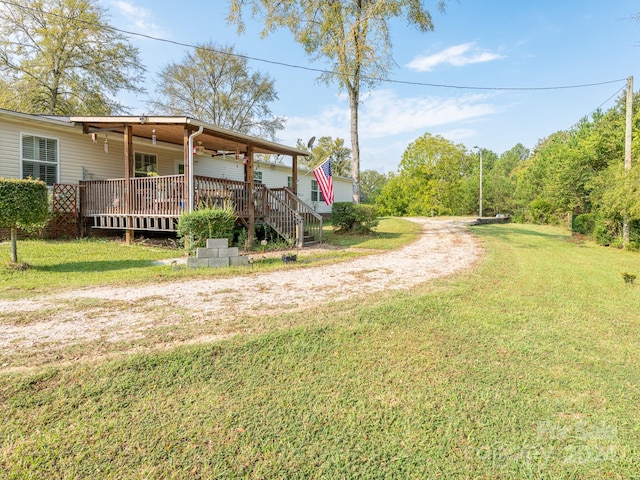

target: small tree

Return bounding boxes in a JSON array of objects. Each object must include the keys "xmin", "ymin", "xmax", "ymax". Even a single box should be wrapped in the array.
[
  {"xmin": 0, "ymin": 179, "xmax": 49, "ymax": 264},
  {"xmin": 152, "ymin": 43, "xmax": 284, "ymax": 140}
]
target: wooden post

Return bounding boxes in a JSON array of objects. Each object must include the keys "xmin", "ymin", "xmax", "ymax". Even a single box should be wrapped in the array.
[
  {"xmin": 247, "ymin": 145, "xmax": 255, "ymax": 246},
  {"xmin": 623, "ymin": 76, "xmax": 633, "ymax": 248},
  {"xmin": 182, "ymin": 128, "xmax": 190, "ymax": 253},
  {"xmin": 292, "ymin": 155, "xmax": 298, "ymax": 195},
  {"xmin": 123, "ymin": 124, "xmax": 134, "ymax": 245},
  {"xmin": 183, "ymin": 128, "xmax": 190, "ymax": 210}
]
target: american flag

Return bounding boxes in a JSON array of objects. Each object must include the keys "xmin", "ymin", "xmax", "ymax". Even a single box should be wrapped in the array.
[{"xmin": 313, "ymin": 158, "xmax": 334, "ymax": 206}]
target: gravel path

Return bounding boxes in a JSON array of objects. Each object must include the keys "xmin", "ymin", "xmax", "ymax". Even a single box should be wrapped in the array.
[{"xmin": 0, "ymin": 218, "xmax": 480, "ymax": 356}]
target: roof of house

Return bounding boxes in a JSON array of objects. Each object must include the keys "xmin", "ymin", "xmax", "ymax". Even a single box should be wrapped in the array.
[
  {"xmin": 68, "ymin": 115, "xmax": 309, "ymax": 158},
  {"xmin": 0, "ymin": 109, "xmax": 309, "ymax": 158}
]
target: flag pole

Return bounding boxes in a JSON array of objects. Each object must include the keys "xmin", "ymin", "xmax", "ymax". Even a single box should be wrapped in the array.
[{"xmin": 298, "ymin": 156, "xmax": 331, "ymax": 179}]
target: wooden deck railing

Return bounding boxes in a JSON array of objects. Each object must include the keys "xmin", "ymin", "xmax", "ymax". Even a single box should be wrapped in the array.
[
  {"xmin": 255, "ymin": 184, "xmax": 301, "ymax": 244},
  {"xmin": 272, "ymin": 187, "xmax": 323, "ymax": 244},
  {"xmin": 80, "ymin": 175, "xmax": 321, "ymax": 245},
  {"xmin": 193, "ymin": 176, "xmax": 249, "ymax": 216},
  {"xmin": 81, "ymin": 175, "xmax": 186, "ymax": 217}
]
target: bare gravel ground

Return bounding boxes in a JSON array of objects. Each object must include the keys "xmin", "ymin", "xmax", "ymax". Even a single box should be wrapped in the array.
[{"xmin": 0, "ymin": 218, "xmax": 480, "ymax": 363}]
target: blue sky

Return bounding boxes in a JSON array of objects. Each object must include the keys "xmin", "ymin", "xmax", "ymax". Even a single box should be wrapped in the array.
[{"xmin": 101, "ymin": 0, "xmax": 640, "ymax": 174}]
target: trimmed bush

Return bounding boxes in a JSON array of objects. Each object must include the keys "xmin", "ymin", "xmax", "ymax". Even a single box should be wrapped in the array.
[
  {"xmin": 573, "ymin": 213, "xmax": 596, "ymax": 235},
  {"xmin": 594, "ymin": 217, "xmax": 618, "ymax": 246},
  {"xmin": 332, "ymin": 202, "xmax": 379, "ymax": 234},
  {"xmin": 177, "ymin": 206, "xmax": 235, "ymax": 250},
  {"xmin": 0, "ymin": 178, "xmax": 49, "ymax": 263},
  {"xmin": 527, "ymin": 198, "xmax": 554, "ymax": 224}
]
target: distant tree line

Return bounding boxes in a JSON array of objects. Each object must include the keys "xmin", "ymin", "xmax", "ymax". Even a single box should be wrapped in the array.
[{"xmin": 373, "ymin": 92, "xmax": 640, "ymax": 249}]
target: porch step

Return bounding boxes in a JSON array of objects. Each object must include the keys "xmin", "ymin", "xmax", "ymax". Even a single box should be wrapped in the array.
[{"xmin": 303, "ymin": 235, "xmax": 318, "ymax": 246}]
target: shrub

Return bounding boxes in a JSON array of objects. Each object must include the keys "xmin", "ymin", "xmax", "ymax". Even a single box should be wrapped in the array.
[
  {"xmin": 527, "ymin": 198, "xmax": 554, "ymax": 224},
  {"xmin": 332, "ymin": 202, "xmax": 379, "ymax": 234},
  {"xmin": 573, "ymin": 213, "xmax": 596, "ymax": 235},
  {"xmin": 0, "ymin": 178, "xmax": 49, "ymax": 263},
  {"xmin": 594, "ymin": 217, "xmax": 618, "ymax": 246},
  {"xmin": 177, "ymin": 206, "xmax": 235, "ymax": 250}
]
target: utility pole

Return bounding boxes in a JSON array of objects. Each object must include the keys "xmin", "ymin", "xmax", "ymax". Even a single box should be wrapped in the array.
[
  {"xmin": 474, "ymin": 145, "xmax": 483, "ymax": 217},
  {"xmin": 623, "ymin": 76, "xmax": 633, "ymax": 247}
]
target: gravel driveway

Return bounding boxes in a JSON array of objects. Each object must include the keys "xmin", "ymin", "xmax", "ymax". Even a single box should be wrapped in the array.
[{"xmin": 0, "ymin": 218, "xmax": 480, "ymax": 360}]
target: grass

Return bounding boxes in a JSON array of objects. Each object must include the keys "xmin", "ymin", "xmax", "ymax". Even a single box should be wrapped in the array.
[
  {"xmin": 322, "ymin": 216, "xmax": 422, "ymax": 250},
  {"xmin": 2, "ymin": 222, "xmax": 640, "ymax": 478},
  {"xmin": 0, "ymin": 218, "xmax": 420, "ymax": 298}
]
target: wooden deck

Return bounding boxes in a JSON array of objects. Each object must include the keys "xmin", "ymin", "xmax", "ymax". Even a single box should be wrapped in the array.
[{"xmin": 79, "ymin": 175, "xmax": 322, "ymax": 245}]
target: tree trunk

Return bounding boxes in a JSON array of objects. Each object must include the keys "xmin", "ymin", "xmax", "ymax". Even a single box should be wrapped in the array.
[
  {"xmin": 348, "ymin": 87, "xmax": 361, "ymax": 204},
  {"xmin": 10, "ymin": 227, "xmax": 18, "ymax": 263}
]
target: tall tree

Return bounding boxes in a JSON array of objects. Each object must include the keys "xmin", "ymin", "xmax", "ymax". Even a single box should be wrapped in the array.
[
  {"xmin": 296, "ymin": 136, "xmax": 351, "ymax": 177},
  {"xmin": 152, "ymin": 43, "xmax": 284, "ymax": 140},
  {"xmin": 377, "ymin": 133, "xmax": 470, "ymax": 216},
  {"xmin": 228, "ymin": 0, "xmax": 445, "ymax": 202},
  {"xmin": 360, "ymin": 169, "xmax": 388, "ymax": 204},
  {"xmin": 0, "ymin": 0, "xmax": 145, "ymax": 115}
]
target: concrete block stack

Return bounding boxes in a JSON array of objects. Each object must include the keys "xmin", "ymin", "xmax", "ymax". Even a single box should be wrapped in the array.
[{"xmin": 187, "ymin": 238, "xmax": 249, "ymax": 268}]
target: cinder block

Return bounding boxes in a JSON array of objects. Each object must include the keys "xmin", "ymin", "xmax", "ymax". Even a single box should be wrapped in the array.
[
  {"xmin": 196, "ymin": 247, "xmax": 219, "ymax": 258},
  {"xmin": 230, "ymin": 255, "xmax": 249, "ymax": 266},
  {"xmin": 227, "ymin": 247, "xmax": 239, "ymax": 257},
  {"xmin": 208, "ymin": 257, "xmax": 230, "ymax": 268},
  {"xmin": 206, "ymin": 238, "xmax": 228, "ymax": 249},
  {"xmin": 187, "ymin": 257, "xmax": 209, "ymax": 268}
]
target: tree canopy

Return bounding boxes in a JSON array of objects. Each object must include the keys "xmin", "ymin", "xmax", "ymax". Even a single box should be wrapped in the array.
[
  {"xmin": 152, "ymin": 43, "xmax": 284, "ymax": 141},
  {"xmin": 373, "ymin": 90, "xmax": 639, "ymax": 248},
  {"xmin": 296, "ymin": 136, "xmax": 352, "ymax": 177},
  {"xmin": 377, "ymin": 133, "xmax": 470, "ymax": 216},
  {"xmin": 0, "ymin": 0, "xmax": 145, "ymax": 115},
  {"xmin": 228, "ymin": 0, "xmax": 446, "ymax": 202}
]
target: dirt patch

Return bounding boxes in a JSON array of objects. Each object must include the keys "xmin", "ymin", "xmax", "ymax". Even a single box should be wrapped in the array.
[{"xmin": 0, "ymin": 218, "xmax": 481, "ymax": 367}]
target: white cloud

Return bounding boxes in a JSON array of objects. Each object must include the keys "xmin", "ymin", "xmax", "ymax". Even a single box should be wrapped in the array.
[
  {"xmin": 280, "ymin": 89, "xmax": 501, "ymax": 172},
  {"xmin": 407, "ymin": 42, "xmax": 504, "ymax": 72},
  {"xmin": 109, "ymin": 1, "xmax": 165, "ymax": 38},
  {"xmin": 358, "ymin": 89, "xmax": 499, "ymax": 138}
]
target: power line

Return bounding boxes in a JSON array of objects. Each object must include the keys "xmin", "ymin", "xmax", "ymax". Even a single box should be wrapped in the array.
[
  {"xmin": 0, "ymin": 0, "xmax": 629, "ymax": 93},
  {"xmin": 567, "ymin": 86, "xmax": 626, "ymax": 131}
]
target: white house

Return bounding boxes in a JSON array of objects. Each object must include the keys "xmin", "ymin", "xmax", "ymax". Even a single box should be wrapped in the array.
[{"xmin": 0, "ymin": 109, "xmax": 353, "ymax": 245}]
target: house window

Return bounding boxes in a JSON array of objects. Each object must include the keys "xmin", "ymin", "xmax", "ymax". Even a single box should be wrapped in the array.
[
  {"xmin": 21, "ymin": 134, "xmax": 58, "ymax": 186},
  {"xmin": 287, "ymin": 176, "xmax": 293, "ymax": 188},
  {"xmin": 254, "ymin": 171, "xmax": 263, "ymax": 184},
  {"xmin": 135, "ymin": 152, "xmax": 157, "ymax": 177},
  {"xmin": 311, "ymin": 179, "xmax": 322, "ymax": 202}
]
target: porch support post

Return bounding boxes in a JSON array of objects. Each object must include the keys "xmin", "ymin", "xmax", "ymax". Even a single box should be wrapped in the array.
[
  {"xmin": 123, "ymin": 124, "xmax": 134, "ymax": 245},
  {"xmin": 247, "ymin": 145, "xmax": 255, "ymax": 246},
  {"xmin": 182, "ymin": 127, "xmax": 190, "ymax": 252},
  {"xmin": 183, "ymin": 128, "xmax": 189, "ymax": 212},
  {"xmin": 292, "ymin": 155, "xmax": 298, "ymax": 195}
]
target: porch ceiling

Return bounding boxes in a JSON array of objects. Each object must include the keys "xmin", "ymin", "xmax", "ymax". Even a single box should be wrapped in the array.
[{"xmin": 69, "ymin": 116, "xmax": 309, "ymax": 157}]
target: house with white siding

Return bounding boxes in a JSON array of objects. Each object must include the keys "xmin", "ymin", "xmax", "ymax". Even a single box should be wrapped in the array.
[{"xmin": 0, "ymin": 109, "xmax": 353, "ymax": 246}]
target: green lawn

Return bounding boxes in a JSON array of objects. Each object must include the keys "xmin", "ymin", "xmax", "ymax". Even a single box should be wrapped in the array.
[
  {"xmin": 1, "ymin": 222, "xmax": 640, "ymax": 478},
  {"xmin": 0, "ymin": 217, "xmax": 420, "ymax": 298}
]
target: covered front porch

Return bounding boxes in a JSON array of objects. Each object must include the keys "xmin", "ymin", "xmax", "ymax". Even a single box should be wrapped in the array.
[
  {"xmin": 70, "ymin": 116, "xmax": 320, "ymax": 246},
  {"xmin": 79, "ymin": 174, "xmax": 323, "ymax": 245}
]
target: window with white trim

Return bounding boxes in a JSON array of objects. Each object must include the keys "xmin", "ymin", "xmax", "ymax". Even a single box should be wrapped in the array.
[
  {"xmin": 254, "ymin": 171, "xmax": 263, "ymax": 184},
  {"xmin": 21, "ymin": 134, "xmax": 58, "ymax": 186},
  {"xmin": 135, "ymin": 152, "xmax": 158, "ymax": 177},
  {"xmin": 311, "ymin": 179, "xmax": 322, "ymax": 202},
  {"xmin": 287, "ymin": 176, "xmax": 293, "ymax": 188}
]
